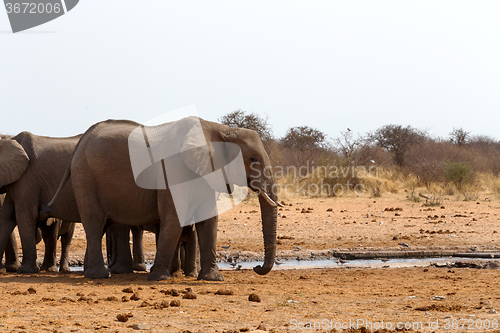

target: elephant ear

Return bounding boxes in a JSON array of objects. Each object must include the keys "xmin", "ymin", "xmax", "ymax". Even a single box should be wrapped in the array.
[
  {"xmin": 0, "ymin": 139, "xmax": 29, "ymax": 186},
  {"xmin": 180, "ymin": 125, "xmax": 232, "ymax": 193},
  {"xmin": 180, "ymin": 123, "xmax": 213, "ymax": 177}
]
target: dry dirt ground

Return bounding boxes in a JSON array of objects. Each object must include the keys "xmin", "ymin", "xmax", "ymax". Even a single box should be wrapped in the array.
[{"xmin": 2, "ymin": 192, "xmax": 500, "ymax": 332}]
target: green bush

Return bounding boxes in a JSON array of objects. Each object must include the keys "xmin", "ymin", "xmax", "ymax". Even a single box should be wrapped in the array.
[{"xmin": 444, "ymin": 161, "xmax": 474, "ymax": 190}]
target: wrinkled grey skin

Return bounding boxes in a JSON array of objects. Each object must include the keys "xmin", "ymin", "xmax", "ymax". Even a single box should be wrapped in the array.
[
  {"xmin": 44, "ymin": 118, "xmax": 278, "ymax": 281},
  {"xmin": 0, "ymin": 133, "xmax": 144, "ymax": 274}
]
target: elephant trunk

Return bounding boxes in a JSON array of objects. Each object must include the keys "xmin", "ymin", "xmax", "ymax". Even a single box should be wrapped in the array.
[{"xmin": 253, "ymin": 183, "xmax": 277, "ymax": 275}]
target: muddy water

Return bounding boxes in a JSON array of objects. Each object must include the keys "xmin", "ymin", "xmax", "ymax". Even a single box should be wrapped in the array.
[{"xmin": 68, "ymin": 257, "xmax": 499, "ymax": 271}]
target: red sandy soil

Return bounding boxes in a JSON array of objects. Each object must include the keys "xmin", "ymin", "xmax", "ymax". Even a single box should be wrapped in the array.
[{"xmin": 2, "ymin": 192, "xmax": 500, "ymax": 332}]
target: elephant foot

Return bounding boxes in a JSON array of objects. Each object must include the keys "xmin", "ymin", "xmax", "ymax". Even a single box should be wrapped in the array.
[
  {"xmin": 40, "ymin": 264, "xmax": 58, "ymax": 272},
  {"xmin": 147, "ymin": 270, "xmax": 173, "ymax": 281},
  {"xmin": 133, "ymin": 262, "xmax": 147, "ymax": 272},
  {"xmin": 197, "ymin": 266, "xmax": 224, "ymax": 281},
  {"xmin": 17, "ymin": 264, "xmax": 40, "ymax": 274},
  {"xmin": 109, "ymin": 264, "xmax": 134, "ymax": 274},
  {"xmin": 184, "ymin": 269, "xmax": 198, "ymax": 278},
  {"xmin": 59, "ymin": 265, "xmax": 71, "ymax": 273},
  {"xmin": 170, "ymin": 269, "xmax": 183, "ymax": 278},
  {"xmin": 5, "ymin": 261, "xmax": 21, "ymax": 272},
  {"xmin": 84, "ymin": 266, "xmax": 111, "ymax": 279}
]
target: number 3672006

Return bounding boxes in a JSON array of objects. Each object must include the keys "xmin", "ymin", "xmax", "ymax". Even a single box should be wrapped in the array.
[
  {"xmin": 444, "ymin": 318, "xmax": 498, "ymax": 330},
  {"xmin": 5, "ymin": 3, "xmax": 61, "ymax": 14}
]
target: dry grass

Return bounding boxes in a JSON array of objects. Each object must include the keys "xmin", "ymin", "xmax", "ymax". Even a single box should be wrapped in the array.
[{"xmin": 272, "ymin": 168, "xmax": 500, "ymax": 201}]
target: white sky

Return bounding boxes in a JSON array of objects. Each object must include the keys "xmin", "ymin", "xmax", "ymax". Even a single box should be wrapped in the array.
[{"xmin": 1, "ymin": 1, "xmax": 499, "ymax": 141}]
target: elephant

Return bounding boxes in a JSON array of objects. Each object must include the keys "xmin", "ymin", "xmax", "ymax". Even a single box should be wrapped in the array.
[
  {"xmin": 0, "ymin": 132, "xmax": 145, "ymax": 274},
  {"xmin": 37, "ymin": 218, "xmax": 76, "ymax": 272},
  {"xmin": 43, "ymin": 116, "xmax": 281, "ymax": 280},
  {"xmin": 0, "ymin": 133, "xmax": 81, "ymax": 273},
  {"xmin": 1, "ymin": 193, "xmax": 74, "ymax": 272}
]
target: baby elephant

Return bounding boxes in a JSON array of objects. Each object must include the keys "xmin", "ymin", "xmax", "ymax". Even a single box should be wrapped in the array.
[{"xmin": 37, "ymin": 218, "xmax": 75, "ymax": 272}]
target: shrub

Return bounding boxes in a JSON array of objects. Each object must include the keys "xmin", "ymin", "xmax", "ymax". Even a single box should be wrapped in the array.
[{"xmin": 444, "ymin": 161, "xmax": 474, "ymax": 191}]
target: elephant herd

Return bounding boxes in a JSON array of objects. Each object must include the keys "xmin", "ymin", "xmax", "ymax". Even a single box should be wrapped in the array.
[{"xmin": 0, "ymin": 117, "xmax": 280, "ymax": 281}]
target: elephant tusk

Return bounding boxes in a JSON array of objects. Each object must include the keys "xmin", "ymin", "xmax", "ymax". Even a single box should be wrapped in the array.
[{"xmin": 260, "ymin": 191, "xmax": 284, "ymax": 207}]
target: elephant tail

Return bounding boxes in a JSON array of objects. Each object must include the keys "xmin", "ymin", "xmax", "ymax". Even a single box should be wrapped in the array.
[{"xmin": 39, "ymin": 164, "xmax": 71, "ymax": 219}]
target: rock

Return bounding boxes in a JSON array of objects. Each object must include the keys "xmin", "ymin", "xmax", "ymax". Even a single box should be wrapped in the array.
[
  {"xmin": 490, "ymin": 309, "xmax": 497, "ymax": 314},
  {"xmin": 248, "ymin": 293, "xmax": 261, "ymax": 302},
  {"xmin": 170, "ymin": 299, "xmax": 181, "ymax": 307},
  {"xmin": 122, "ymin": 287, "xmax": 134, "ymax": 293},
  {"xmin": 132, "ymin": 323, "xmax": 147, "ymax": 330},
  {"xmin": 130, "ymin": 293, "xmax": 141, "ymax": 301},
  {"xmin": 153, "ymin": 300, "xmax": 169, "ymax": 309},
  {"xmin": 106, "ymin": 296, "xmax": 119, "ymax": 301},
  {"xmin": 183, "ymin": 291, "xmax": 197, "ymax": 299},
  {"xmin": 215, "ymin": 289, "xmax": 234, "ymax": 295},
  {"xmin": 122, "ymin": 296, "xmax": 130, "ymax": 302},
  {"xmin": 27, "ymin": 287, "xmax": 36, "ymax": 294},
  {"xmin": 163, "ymin": 288, "xmax": 180, "ymax": 297},
  {"xmin": 430, "ymin": 296, "xmax": 446, "ymax": 301},
  {"xmin": 116, "ymin": 313, "xmax": 133, "ymax": 322}
]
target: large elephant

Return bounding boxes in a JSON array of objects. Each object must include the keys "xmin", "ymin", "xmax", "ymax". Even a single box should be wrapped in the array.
[
  {"xmin": 0, "ymin": 132, "xmax": 146, "ymax": 273},
  {"xmin": 43, "ymin": 116, "xmax": 280, "ymax": 280},
  {"xmin": 0, "ymin": 133, "xmax": 81, "ymax": 273}
]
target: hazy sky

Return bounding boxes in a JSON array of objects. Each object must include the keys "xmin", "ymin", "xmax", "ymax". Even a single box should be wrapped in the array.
[{"xmin": 1, "ymin": 1, "xmax": 499, "ymax": 141}]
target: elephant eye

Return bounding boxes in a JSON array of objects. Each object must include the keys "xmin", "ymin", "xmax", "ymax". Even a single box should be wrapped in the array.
[{"xmin": 250, "ymin": 156, "xmax": 258, "ymax": 163}]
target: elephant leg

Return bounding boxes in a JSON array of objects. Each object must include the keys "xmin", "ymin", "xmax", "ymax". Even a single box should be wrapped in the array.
[
  {"xmin": 0, "ymin": 196, "xmax": 18, "ymax": 273},
  {"xmin": 105, "ymin": 229, "xmax": 116, "ymax": 268},
  {"xmin": 131, "ymin": 226, "xmax": 146, "ymax": 271},
  {"xmin": 40, "ymin": 219, "xmax": 59, "ymax": 272},
  {"xmin": 107, "ymin": 224, "xmax": 134, "ymax": 274},
  {"xmin": 183, "ymin": 225, "xmax": 199, "ymax": 277},
  {"xmin": 59, "ymin": 222, "xmax": 75, "ymax": 272},
  {"xmin": 16, "ymin": 211, "xmax": 40, "ymax": 274},
  {"xmin": 82, "ymin": 212, "xmax": 110, "ymax": 279},
  {"xmin": 4, "ymin": 231, "xmax": 21, "ymax": 272},
  {"xmin": 168, "ymin": 238, "xmax": 183, "ymax": 277},
  {"xmin": 196, "ymin": 216, "xmax": 223, "ymax": 281},
  {"xmin": 148, "ymin": 198, "xmax": 183, "ymax": 281}
]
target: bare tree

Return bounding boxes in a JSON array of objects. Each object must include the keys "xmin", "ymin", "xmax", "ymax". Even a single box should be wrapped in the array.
[
  {"xmin": 218, "ymin": 110, "xmax": 273, "ymax": 141},
  {"xmin": 367, "ymin": 125, "xmax": 427, "ymax": 167},
  {"xmin": 333, "ymin": 130, "xmax": 365, "ymax": 164},
  {"xmin": 449, "ymin": 128, "xmax": 469, "ymax": 146}
]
